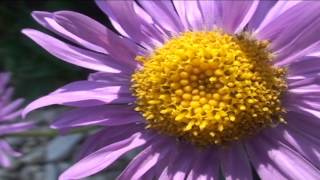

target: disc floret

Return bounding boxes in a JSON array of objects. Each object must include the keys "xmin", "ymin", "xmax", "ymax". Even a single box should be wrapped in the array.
[{"xmin": 132, "ymin": 31, "xmax": 286, "ymax": 146}]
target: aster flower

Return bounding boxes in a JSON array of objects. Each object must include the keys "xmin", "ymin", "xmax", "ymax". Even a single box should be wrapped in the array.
[
  {"xmin": 22, "ymin": 1, "xmax": 320, "ymax": 179},
  {"xmin": 0, "ymin": 73, "xmax": 33, "ymax": 167}
]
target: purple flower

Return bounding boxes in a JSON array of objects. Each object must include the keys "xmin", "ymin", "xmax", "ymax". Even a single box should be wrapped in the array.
[
  {"xmin": 23, "ymin": 1, "xmax": 320, "ymax": 179},
  {"xmin": 0, "ymin": 73, "xmax": 33, "ymax": 167}
]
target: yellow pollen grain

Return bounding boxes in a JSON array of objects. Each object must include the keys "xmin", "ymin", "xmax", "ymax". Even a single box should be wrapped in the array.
[{"xmin": 131, "ymin": 30, "xmax": 287, "ymax": 146}]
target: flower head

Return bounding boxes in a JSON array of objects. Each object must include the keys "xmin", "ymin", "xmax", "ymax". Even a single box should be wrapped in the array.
[
  {"xmin": 0, "ymin": 73, "xmax": 33, "ymax": 167},
  {"xmin": 132, "ymin": 31, "xmax": 287, "ymax": 146},
  {"xmin": 23, "ymin": 1, "xmax": 320, "ymax": 179}
]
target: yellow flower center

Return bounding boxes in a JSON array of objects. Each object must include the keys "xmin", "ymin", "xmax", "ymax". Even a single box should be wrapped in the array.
[{"xmin": 131, "ymin": 31, "xmax": 287, "ymax": 146}]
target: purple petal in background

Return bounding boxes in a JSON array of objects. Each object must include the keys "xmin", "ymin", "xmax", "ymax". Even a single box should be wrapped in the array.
[
  {"xmin": 0, "ymin": 73, "xmax": 32, "ymax": 167},
  {"xmin": 0, "ymin": 73, "xmax": 10, "ymax": 93},
  {"xmin": 0, "ymin": 122, "xmax": 34, "ymax": 136},
  {"xmin": 0, "ymin": 141, "xmax": 21, "ymax": 157},
  {"xmin": 0, "ymin": 99, "xmax": 24, "ymax": 118}
]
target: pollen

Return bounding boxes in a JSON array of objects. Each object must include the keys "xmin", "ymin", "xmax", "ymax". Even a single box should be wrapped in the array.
[{"xmin": 131, "ymin": 31, "xmax": 287, "ymax": 146}]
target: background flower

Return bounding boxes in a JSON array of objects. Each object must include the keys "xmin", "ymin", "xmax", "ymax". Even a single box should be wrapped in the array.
[{"xmin": 0, "ymin": 72, "xmax": 33, "ymax": 167}]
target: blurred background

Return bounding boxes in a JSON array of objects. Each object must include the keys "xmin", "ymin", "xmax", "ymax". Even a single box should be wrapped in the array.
[{"xmin": 0, "ymin": 1, "xmax": 132, "ymax": 179}]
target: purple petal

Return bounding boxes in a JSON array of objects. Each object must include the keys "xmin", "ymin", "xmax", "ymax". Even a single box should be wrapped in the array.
[
  {"xmin": 77, "ymin": 124, "xmax": 144, "ymax": 160},
  {"xmin": 265, "ymin": 125, "xmax": 320, "ymax": 169},
  {"xmin": 0, "ymin": 141, "xmax": 21, "ymax": 157},
  {"xmin": 253, "ymin": 1, "xmax": 301, "ymax": 33},
  {"xmin": 246, "ymin": 134, "xmax": 320, "ymax": 180},
  {"xmin": 22, "ymin": 29, "xmax": 130, "ymax": 73},
  {"xmin": 275, "ymin": 40, "xmax": 320, "ymax": 67},
  {"xmin": 0, "ymin": 150, "xmax": 10, "ymax": 168},
  {"xmin": 256, "ymin": 2, "xmax": 320, "ymax": 64},
  {"xmin": 173, "ymin": 1, "xmax": 204, "ymax": 31},
  {"xmin": 287, "ymin": 67, "xmax": 320, "ymax": 95},
  {"xmin": 0, "ymin": 99, "xmax": 24, "ymax": 118},
  {"xmin": 248, "ymin": 1, "xmax": 277, "ymax": 30},
  {"xmin": 22, "ymin": 81, "xmax": 135, "ymax": 117},
  {"xmin": 198, "ymin": 0, "xmax": 217, "ymax": 30},
  {"xmin": 216, "ymin": 1, "xmax": 259, "ymax": 33},
  {"xmin": 168, "ymin": 144, "xmax": 195, "ymax": 179},
  {"xmin": 95, "ymin": 0, "xmax": 164, "ymax": 50},
  {"xmin": 287, "ymin": 75, "xmax": 320, "ymax": 91},
  {"xmin": 0, "ymin": 122, "xmax": 34, "ymax": 136},
  {"xmin": 159, "ymin": 143, "xmax": 208, "ymax": 180},
  {"xmin": 118, "ymin": 137, "xmax": 172, "ymax": 180},
  {"xmin": 287, "ymin": 95, "xmax": 320, "ymax": 124},
  {"xmin": 157, "ymin": 142, "xmax": 195, "ymax": 179},
  {"xmin": 141, "ymin": 169, "xmax": 157, "ymax": 180},
  {"xmin": 158, "ymin": 144, "xmax": 180, "ymax": 180},
  {"xmin": 140, "ymin": 137, "xmax": 177, "ymax": 179},
  {"xmin": 275, "ymin": 19, "xmax": 320, "ymax": 67},
  {"xmin": 32, "ymin": 11, "xmax": 142, "ymax": 69},
  {"xmin": 287, "ymin": 56, "xmax": 320, "ymax": 77},
  {"xmin": 287, "ymin": 97, "xmax": 320, "ymax": 117},
  {"xmin": 0, "ymin": 109, "xmax": 23, "ymax": 121},
  {"xmin": 0, "ymin": 87, "xmax": 14, "ymax": 107},
  {"xmin": 52, "ymin": 105, "xmax": 142, "ymax": 129},
  {"xmin": 0, "ymin": 73, "xmax": 10, "ymax": 94},
  {"xmin": 138, "ymin": 1, "xmax": 184, "ymax": 34},
  {"xmin": 286, "ymin": 112, "xmax": 320, "ymax": 140},
  {"xmin": 59, "ymin": 132, "xmax": 152, "ymax": 180},
  {"xmin": 186, "ymin": 148, "xmax": 219, "ymax": 180},
  {"xmin": 289, "ymin": 83, "xmax": 320, "ymax": 96},
  {"xmin": 221, "ymin": 143, "xmax": 252, "ymax": 180}
]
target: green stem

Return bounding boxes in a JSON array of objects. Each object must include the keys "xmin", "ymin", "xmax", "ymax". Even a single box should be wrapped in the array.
[{"xmin": 1, "ymin": 126, "xmax": 98, "ymax": 138}]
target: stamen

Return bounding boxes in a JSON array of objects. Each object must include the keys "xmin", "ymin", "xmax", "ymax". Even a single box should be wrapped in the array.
[{"xmin": 131, "ymin": 31, "xmax": 287, "ymax": 146}]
